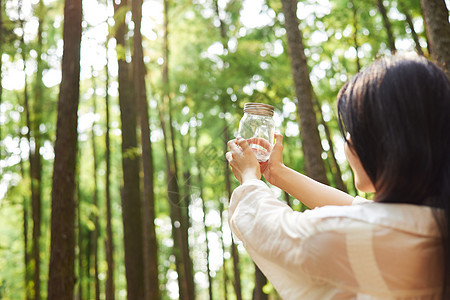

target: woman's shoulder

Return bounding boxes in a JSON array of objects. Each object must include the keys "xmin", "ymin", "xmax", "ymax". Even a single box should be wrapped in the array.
[{"xmin": 302, "ymin": 200, "xmax": 441, "ymax": 238}]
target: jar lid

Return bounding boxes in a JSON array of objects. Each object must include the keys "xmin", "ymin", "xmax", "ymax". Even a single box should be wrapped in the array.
[{"xmin": 243, "ymin": 102, "xmax": 274, "ymax": 116}]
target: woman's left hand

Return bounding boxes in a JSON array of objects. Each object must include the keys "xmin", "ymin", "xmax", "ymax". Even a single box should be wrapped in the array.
[{"xmin": 226, "ymin": 137, "xmax": 261, "ymax": 184}]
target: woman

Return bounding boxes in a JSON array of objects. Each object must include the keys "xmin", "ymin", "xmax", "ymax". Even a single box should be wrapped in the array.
[{"xmin": 226, "ymin": 55, "xmax": 450, "ymax": 299}]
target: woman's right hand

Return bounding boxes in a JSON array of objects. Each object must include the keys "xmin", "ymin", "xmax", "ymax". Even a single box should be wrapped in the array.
[{"xmin": 260, "ymin": 133, "xmax": 285, "ymax": 185}]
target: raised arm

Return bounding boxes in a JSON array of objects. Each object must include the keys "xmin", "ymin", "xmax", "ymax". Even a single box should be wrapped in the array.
[
  {"xmin": 261, "ymin": 134, "xmax": 353, "ymax": 208},
  {"xmin": 227, "ymin": 134, "xmax": 354, "ymax": 209}
]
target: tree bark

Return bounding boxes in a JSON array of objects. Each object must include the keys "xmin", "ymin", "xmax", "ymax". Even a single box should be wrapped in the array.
[
  {"xmin": 113, "ymin": 0, "xmax": 146, "ymax": 298},
  {"xmin": 195, "ymin": 130, "xmax": 213, "ymax": 300},
  {"xmin": 398, "ymin": 0, "xmax": 424, "ymax": 56},
  {"xmin": 47, "ymin": 0, "xmax": 82, "ymax": 298},
  {"xmin": 23, "ymin": 89, "xmax": 33, "ymax": 300},
  {"xmin": 349, "ymin": 0, "xmax": 361, "ymax": 72},
  {"xmin": 314, "ymin": 97, "xmax": 347, "ymax": 192},
  {"xmin": 253, "ymin": 264, "xmax": 268, "ymax": 300},
  {"xmin": 132, "ymin": 0, "xmax": 160, "ymax": 298},
  {"xmin": 24, "ymin": 187, "xmax": 31, "ymax": 300},
  {"xmin": 281, "ymin": 0, "xmax": 329, "ymax": 184},
  {"xmin": 217, "ymin": 197, "xmax": 229, "ymax": 300},
  {"xmin": 86, "ymin": 229, "xmax": 92, "ymax": 298},
  {"xmin": 420, "ymin": 0, "xmax": 450, "ymax": 77},
  {"xmin": 19, "ymin": 121, "xmax": 31, "ymax": 300},
  {"xmin": 158, "ymin": 105, "xmax": 194, "ymax": 300},
  {"xmin": 76, "ymin": 156, "xmax": 83, "ymax": 300},
  {"xmin": 213, "ymin": 0, "xmax": 243, "ymax": 297},
  {"xmin": 162, "ymin": 1, "xmax": 195, "ymax": 298},
  {"xmin": 223, "ymin": 125, "xmax": 243, "ymax": 300},
  {"xmin": 31, "ymin": 2, "xmax": 45, "ymax": 298},
  {"xmin": 376, "ymin": 0, "xmax": 397, "ymax": 53},
  {"xmin": 104, "ymin": 41, "xmax": 115, "ymax": 300},
  {"xmin": 18, "ymin": 7, "xmax": 32, "ymax": 298},
  {"xmin": 284, "ymin": 191, "xmax": 292, "ymax": 207},
  {"xmin": 90, "ymin": 74, "xmax": 100, "ymax": 300}
]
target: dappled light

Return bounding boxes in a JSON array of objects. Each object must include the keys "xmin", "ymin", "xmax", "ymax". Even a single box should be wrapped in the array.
[{"xmin": 0, "ymin": 0, "xmax": 449, "ymax": 299}]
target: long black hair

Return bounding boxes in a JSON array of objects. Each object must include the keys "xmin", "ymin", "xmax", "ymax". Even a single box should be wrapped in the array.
[{"xmin": 337, "ymin": 55, "xmax": 450, "ymax": 296}]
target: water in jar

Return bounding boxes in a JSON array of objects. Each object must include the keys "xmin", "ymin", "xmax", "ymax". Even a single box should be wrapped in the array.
[{"xmin": 238, "ymin": 103, "xmax": 275, "ymax": 162}]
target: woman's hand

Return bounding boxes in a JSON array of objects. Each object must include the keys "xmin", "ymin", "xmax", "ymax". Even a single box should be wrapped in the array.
[
  {"xmin": 226, "ymin": 137, "xmax": 261, "ymax": 184},
  {"xmin": 259, "ymin": 133, "xmax": 284, "ymax": 185}
]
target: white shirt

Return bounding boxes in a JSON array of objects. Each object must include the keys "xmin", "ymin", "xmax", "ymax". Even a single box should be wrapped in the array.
[{"xmin": 229, "ymin": 179, "xmax": 443, "ymax": 300}]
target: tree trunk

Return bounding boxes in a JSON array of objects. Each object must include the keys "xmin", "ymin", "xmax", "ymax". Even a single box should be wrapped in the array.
[
  {"xmin": 281, "ymin": 0, "xmax": 329, "ymax": 185},
  {"xmin": 162, "ymin": 1, "xmax": 195, "ymax": 298},
  {"xmin": 132, "ymin": 0, "xmax": 160, "ymax": 298},
  {"xmin": 47, "ymin": 0, "xmax": 82, "ymax": 298},
  {"xmin": 31, "ymin": 144, "xmax": 42, "ymax": 300},
  {"xmin": 76, "ymin": 156, "xmax": 83, "ymax": 300},
  {"xmin": 223, "ymin": 125, "xmax": 243, "ymax": 300},
  {"xmin": 349, "ymin": 0, "xmax": 361, "ymax": 72},
  {"xmin": 217, "ymin": 198, "xmax": 229, "ymax": 300},
  {"xmin": 86, "ymin": 229, "xmax": 92, "ymax": 298},
  {"xmin": 19, "ymin": 9, "xmax": 32, "ymax": 298},
  {"xmin": 420, "ymin": 0, "xmax": 450, "ymax": 77},
  {"xmin": 20, "ymin": 134, "xmax": 31, "ymax": 300},
  {"xmin": 284, "ymin": 191, "xmax": 292, "ymax": 207},
  {"xmin": 314, "ymin": 97, "xmax": 347, "ymax": 192},
  {"xmin": 24, "ymin": 189, "xmax": 31, "ymax": 300},
  {"xmin": 31, "ymin": 2, "xmax": 45, "ymax": 298},
  {"xmin": 113, "ymin": 0, "xmax": 146, "ymax": 298},
  {"xmin": 158, "ymin": 105, "xmax": 194, "ymax": 300},
  {"xmin": 90, "ymin": 75, "xmax": 100, "ymax": 300},
  {"xmin": 376, "ymin": 0, "xmax": 397, "ymax": 53},
  {"xmin": 104, "ymin": 41, "xmax": 115, "ymax": 300},
  {"xmin": 253, "ymin": 264, "xmax": 268, "ymax": 300},
  {"xmin": 213, "ymin": 0, "xmax": 243, "ymax": 297},
  {"xmin": 195, "ymin": 131, "xmax": 213, "ymax": 300},
  {"xmin": 182, "ymin": 133, "xmax": 192, "ymax": 230},
  {"xmin": 399, "ymin": 0, "xmax": 424, "ymax": 56}
]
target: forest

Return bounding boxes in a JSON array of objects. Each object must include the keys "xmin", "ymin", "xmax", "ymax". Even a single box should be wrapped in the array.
[{"xmin": 0, "ymin": 0, "xmax": 449, "ymax": 299}]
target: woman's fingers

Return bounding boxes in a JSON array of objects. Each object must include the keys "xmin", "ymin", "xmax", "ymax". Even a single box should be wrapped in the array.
[
  {"xmin": 272, "ymin": 134, "xmax": 283, "ymax": 152},
  {"xmin": 246, "ymin": 137, "xmax": 271, "ymax": 150},
  {"xmin": 227, "ymin": 139, "xmax": 240, "ymax": 153},
  {"xmin": 274, "ymin": 133, "xmax": 283, "ymax": 145},
  {"xmin": 225, "ymin": 151, "xmax": 233, "ymax": 162},
  {"xmin": 236, "ymin": 137, "xmax": 250, "ymax": 152}
]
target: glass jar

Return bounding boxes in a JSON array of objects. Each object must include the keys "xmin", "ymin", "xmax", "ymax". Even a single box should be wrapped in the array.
[{"xmin": 238, "ymin": 103, "xmax": 275, "ymax": 162}]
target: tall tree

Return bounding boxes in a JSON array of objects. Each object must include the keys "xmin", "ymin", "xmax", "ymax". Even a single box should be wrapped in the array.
[
  {"xmin": 420, "ymin": 0, "xmax": 450, "ymax": 77},
  {"xmin": 31, "ymin": 2, "xmax": 45, "ymax": 298},
  {"xmin": 132, "ymin": 0, "xmax": 160, "ymax": 298},
  {"xmin": 21, "ymin": 156, "xmax": 31, "ymax": 300},
  {"xmin": 113, "ymin": 0, "xmax": 146, "ymax": 298},
  {"xmin": 398, "ymin": 0, "xmax": 424, "ymax": 56},
  {"xmin": 195, "ymin": 130, "xmax": 213, "ymax": 300},
  {"xmin": 47, "ymin": 0, "xmax": 82, "ymax": 298},
  {"xmin": 212, "ymin": 0, "xmax": 243, "ymax": 298},
  {"xmin": 314, "ymin": 97, "xmax": 347, "ymax": 192},
  {"xmin": 223, "ymin": 123, "xmax": 242, "ymax": 300},
  {"xmin": 75, "ymin": 152, "xmax": 83, "ymax": 300},
  {"xmin": 18, "ymin": 3, "xmax": 32, "ymax": 298},
  {"xmin": 90, "ymin": 73, "xmax": 100, "ymax": 300},
  {"xmin": 158, "ymin": 105, "xmax": 194, "ymax": 300},
  {"xmin": 281, "ymin": 0, "xmax": 329, "ymax": 185},
  {"xmin": 376, "ymin": 0, "xmax": 397, "ymax": 53},
  {"xmin": 161, "ymin": 1, "xmax": 195, "ymax": 298},
  {"xmin": 253, "ymin": 264, "xmax": 268, "ymax": 300},
  {"xmin": 349, "ymin": 0, "xmax": 361, "ymax": 71},
  {"xmin": 104, "ymin": 41, "xmax": 115, "ymax": 300}
]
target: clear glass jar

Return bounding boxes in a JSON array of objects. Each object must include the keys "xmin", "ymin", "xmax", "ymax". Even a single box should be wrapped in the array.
[{"xmin": 238, "ymin": 103, "xmax": 275, "ymax": 162}]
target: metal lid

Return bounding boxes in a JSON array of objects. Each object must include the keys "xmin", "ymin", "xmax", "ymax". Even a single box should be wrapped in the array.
[{"xmin": 243, "ymin": 102, "xmax": 274, "ymax": 116}]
